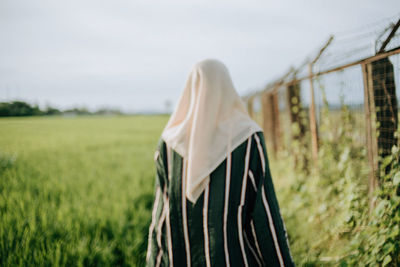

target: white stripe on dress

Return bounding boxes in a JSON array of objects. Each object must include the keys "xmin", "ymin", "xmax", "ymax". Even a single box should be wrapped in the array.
[
  {"xmin": 164, "ymin": 146, "xmax": 174, "ymax": 266},
  {"xmin": 244, "ymin": 231, "xmax": 262, "ymax": 266},
  {"xmin": 181, "ymin": 159, "xmax": 191, "ymax": 267},
  {"xmin": 254, "ymin": 134, "xmax": 265, "ymax": 174},
  {"xmin": 250, "ymin": 220, "xmax": 265, "ymax": 266},
  {"xmin": 146, "ymin": 187, "xmax": 161, "ymax": 262},
  {"xmin": 166, "ymin": 144, "xmax": 173, "ymax": 181},
  {"xmin": 261, "ymin": 187, "xmax": 284, "ymax": 267},
  {"xmin": 223, "ymin": 150, "xmax": 232, "ymax": 267},
  {"xmin": 203, "ymin": 185, "xmax": 211, "ymax": 267},
  {"xmin": 237, "ymin": 137, "xmax": 252, "ymax": 267},
  {"xmin": 165, "ymin": 195, "xmax": 174, "ymax": 266},
  {"xmin": 155, "ymin": 203, "xmax": 167, "ymax": 267},
  {"xmin": 254, "ymin": 135, "xmax": 285, "ymax": 267},
  {"xmin": 248, "ymin": 170, "xmax": 257, "ymax": 191},
  {"xmin": 155, "ymin": 247, "xmax": 163, "ymax": 266}
]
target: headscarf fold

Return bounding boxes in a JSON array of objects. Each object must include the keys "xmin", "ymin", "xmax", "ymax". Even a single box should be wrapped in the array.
[{"xmin": 161, "ymin": 59, "xmax": 261, "ymax": 203}]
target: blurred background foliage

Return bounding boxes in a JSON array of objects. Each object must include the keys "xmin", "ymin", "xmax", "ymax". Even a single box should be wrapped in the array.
[{"xmin": 0, "ymin": 101, "xmax": 124, "ymax": 117}]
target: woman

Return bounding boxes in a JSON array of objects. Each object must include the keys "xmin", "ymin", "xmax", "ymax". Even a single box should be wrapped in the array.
[{"xmin": 146, "ymin": 59, "xmax": 294, "ymax": 267}]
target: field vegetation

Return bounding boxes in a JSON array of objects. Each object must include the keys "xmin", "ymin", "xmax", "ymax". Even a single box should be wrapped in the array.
[
  {"xmin": 0, "ymin": 109, "xmax": 399, "ymax": 266},
  {"xmin": 0, "ymin": 115, "xmax": 168, "ymax": 266},
  {"xmin": 270, "ymin": 97, "xmax": 400, "ymax": 266}
]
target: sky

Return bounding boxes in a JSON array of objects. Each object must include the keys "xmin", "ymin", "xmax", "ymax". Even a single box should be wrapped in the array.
[{"xmin": 0, "ymin": 0, "xmax": 399, "ymax": 113}]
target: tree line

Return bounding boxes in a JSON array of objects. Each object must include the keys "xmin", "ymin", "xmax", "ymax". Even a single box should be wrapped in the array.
[{"xmin": 0, "ymin": 101, "xmax": 123, "ymax": 117}]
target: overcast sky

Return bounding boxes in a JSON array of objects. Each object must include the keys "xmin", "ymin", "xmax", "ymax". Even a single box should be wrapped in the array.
[{"xmin": 0, "ymin": 0, "xmax": 399, "ymax": 112}]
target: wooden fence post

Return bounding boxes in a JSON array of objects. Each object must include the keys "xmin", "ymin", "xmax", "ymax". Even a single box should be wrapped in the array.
[
  {"xmin": 262, "ymin": 92, "xmax": 278, "ymax": 157},
  {"xmin": 362, "ymin": 63, "xmax": 379, "ymax": 209},
  {"xmin": 262, "ymin": 92, "xmax": 271, "ymax": 151},
  {"xmin": 308, "ymin": 63, "xmax": 319, "ymax": 161},
  {"xmin": 247, "ymin": 97, "xmax": 254, "ymax": 118},
  {"xmin": 271, "ymin": 91, "xmax": 282, "ymax": 154}
]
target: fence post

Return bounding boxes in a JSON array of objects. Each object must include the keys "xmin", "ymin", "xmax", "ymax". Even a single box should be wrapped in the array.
[
  {"xmin": 308, "ymin": 63, "xmax": 319, "ymax": 161},
  {"xmin": 262, "ymin": 92, "xmax": 271, "ymax": 151},
  {"xmin": 362, "ymin": 63, "xmax": 379, "ymax": 209},
  {"xmin": 262, "ymin": 92, "xmax": 280, "ymax": 157},
  {"xmin": 247, "ymin": 97, "xmax": 254, "ymax": 118},
  {"xmin": 271, "ymin": 91, "xmax": 282, "ymax": 154}
]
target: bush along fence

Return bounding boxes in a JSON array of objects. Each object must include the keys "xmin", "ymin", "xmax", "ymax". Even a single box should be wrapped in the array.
[{"xmin": 244, "ymin": 16, "xmax": 400, "ymax": 265}]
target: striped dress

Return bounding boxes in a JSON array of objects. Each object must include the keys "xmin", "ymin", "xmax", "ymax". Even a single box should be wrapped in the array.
[{"xmin": 146, "ymin": 131, "xmax": 294, "ymax": 267}]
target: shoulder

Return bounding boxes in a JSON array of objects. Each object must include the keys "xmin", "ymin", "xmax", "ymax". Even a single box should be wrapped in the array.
[
  {"xmin": 249, "ymin": 131, "xmax": 268, "ymax": 168},
  {"xmin": 243, "ymin": 131, "xmax": 266, "ymax": 152},
  {"xmin": 251, "ymin": 131, "xmax": 266, "ymax": 152},
  {"xmin": 231, "ymin": 131, "xmax": 265, "ymax": 153},
  {"xmin": 230, "ymin": 131, "xmax": 266, "ymax": 162},
  {"xmin": 253, "ymin": 131, "xmax": 265, "ymax": 143},
  {"xmin": 256, "ymin": 131, "xmax": 264, "ymax": 138}
]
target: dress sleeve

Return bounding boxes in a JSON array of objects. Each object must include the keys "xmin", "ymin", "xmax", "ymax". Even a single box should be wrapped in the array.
[
  {"xmin": 146, "ymin": 141, "xmax": 168, "ymax": 266},
  {"xmin": 248, "ymin": 133, "xmax": 295, "ymax": 267}
]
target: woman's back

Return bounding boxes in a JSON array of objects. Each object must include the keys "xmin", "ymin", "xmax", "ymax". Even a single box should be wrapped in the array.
[{"xmin": 146, "ymin": 132, "xmax": 294, "ymax": 267}]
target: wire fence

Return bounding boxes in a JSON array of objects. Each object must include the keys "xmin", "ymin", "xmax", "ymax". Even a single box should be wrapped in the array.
[{"xmin": 244, "ymin": 15, "xmax": 400, "ymax": 206}]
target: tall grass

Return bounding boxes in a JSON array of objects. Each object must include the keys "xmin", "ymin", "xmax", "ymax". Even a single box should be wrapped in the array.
[
  {"xmin": 3, "ymin": 111, "xmax": 397, "ymax": 266},
  {"xmin": 0, "ymin": 115, "xmax": 168, "ymax": 266},
  {"xmin": 268, "ymin": 112, "xmax": 369, "ymax": 265},
  {"xmin": 269, "ymin": 97, "xmax": 400, "ymax": 266}
]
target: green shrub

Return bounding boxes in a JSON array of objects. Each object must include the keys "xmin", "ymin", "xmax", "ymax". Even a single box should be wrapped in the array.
[{"xmin": 272, "ymin": 88, "xmax": 399, "ymax": 266}]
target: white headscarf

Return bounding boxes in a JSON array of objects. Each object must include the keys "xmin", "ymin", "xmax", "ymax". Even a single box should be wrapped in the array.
[{"xmin": 161, "ymin": 59, "xmax": 261, "ymax": 203}]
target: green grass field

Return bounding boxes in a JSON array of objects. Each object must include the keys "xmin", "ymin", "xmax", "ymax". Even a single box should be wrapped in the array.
[
  {"xmin": 2, "ymin": 114, "xmax": 392, "ymax": 266},
  {"xmin": 0, "ymin": 115, "xmax": 169, "ymax": 266},
  {"xmin": 1, "ymin": 115, "xmax": 302, "ymax": 266}
]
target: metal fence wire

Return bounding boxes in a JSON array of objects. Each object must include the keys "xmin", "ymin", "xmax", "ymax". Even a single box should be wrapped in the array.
[{"xmin": 244, "ymin": 15, "xmax": 400, "ymax": 205}]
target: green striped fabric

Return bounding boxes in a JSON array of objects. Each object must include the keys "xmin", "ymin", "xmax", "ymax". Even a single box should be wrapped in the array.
[{"xmin": 146, "ymin": 132, "xmax": 294, "ymax": 267}]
